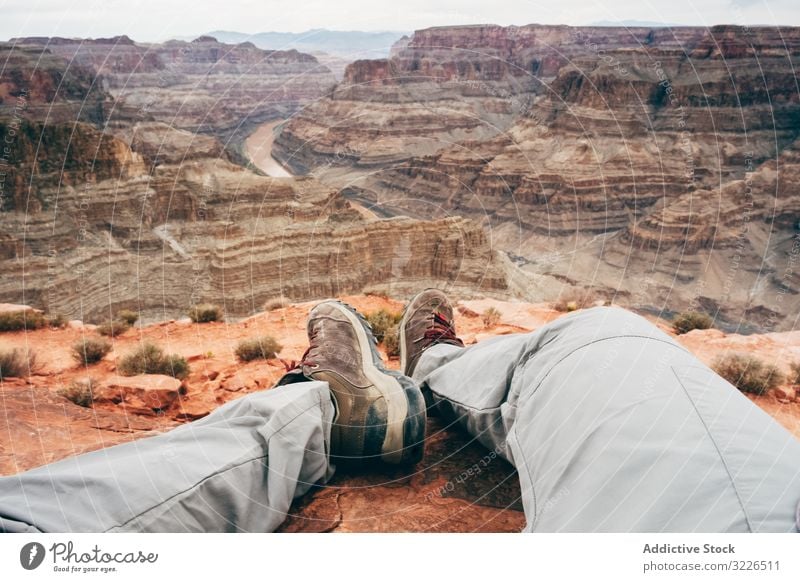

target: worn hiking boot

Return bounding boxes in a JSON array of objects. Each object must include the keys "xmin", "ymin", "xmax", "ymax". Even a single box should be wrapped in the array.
[
  {"xmin": 279, "ymin": 300, "xmax": 426, "ymax": 465},
  {"xmin": 399, "ymin": 289, "xmax": 464, "ymax": 378}
]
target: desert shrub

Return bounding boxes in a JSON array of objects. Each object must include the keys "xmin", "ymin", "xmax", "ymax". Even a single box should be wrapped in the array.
[
  {"xmin": 0, "ymin": 310, "xmax": 46, "ymax": 332},
  {"xmin": 71, "ymin": 337, "xmax": 112, "ymax": 365},
  {"xmin": 96, "ymin": 320, "xmax": 131, "ymax": 338},
  {"xmin": 0, "ymin": 348, "xmax": 39, "ymax": 378},
  {"xmin": 713, "ymin": 353, "xmax": 784, "ymax": 396},
  {"xmin": 672, "ymin": 311, "xmax": 713, "ymax": 335},
  {"xmin": 58, "ymin": 378, "xmax": 95, "ymax": 408},
  {"xmin": 188, "ymin": 303, "xmax": 223, "ymax": 323},
  {"xmin": 789, "ymin": 361, "xmax": 800, "ymax": 385},
  {"xmin": 117, "ymin": 309, "xmax": 139, "ymax": 325},
  {"xmin": 46, "ymin": 313, "xmax": 67, "ymax": 328},
  {"xmin": 263, "ymin": 297, "xmax": 289, "ymax": 311},
  {"xmin": 554, "ymin": 288, "xmax": 596, "ymax": 312},
  {"xmin": 383, "ymin": 326, "xmax": 400, "ymax": 358},
  {"xmin": 118, "ymin": 342, "xmax": 190, "ymax": 379},
  {"xmin": 482, "ymin": 307, "xmax": 501, "ymax": 328},
  {"xmin": 235, "ymin": 336, "xmax": 283, "ymax": 362},
  {"xmin": 365, "ymin": 309, "xmax": 402, "ymax": 343}
]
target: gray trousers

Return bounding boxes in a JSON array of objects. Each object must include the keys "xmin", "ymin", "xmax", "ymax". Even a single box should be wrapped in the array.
[{"xmin": 1, "ymin": 307, "xmax": 799, "ymax": 532}]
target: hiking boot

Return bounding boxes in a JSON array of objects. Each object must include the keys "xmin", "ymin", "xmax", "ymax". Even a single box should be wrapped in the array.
[
  {"xmin": 279, "ymin": 300, "xmax": 426, "ymax": 465},
  {"xmin": 399, "ymin": 289, "xmax": 464, "ymax": 378}
]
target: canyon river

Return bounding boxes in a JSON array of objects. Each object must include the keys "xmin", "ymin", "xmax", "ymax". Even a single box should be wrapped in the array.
[{"xmin": 244, "ymin": 119, "xmax": 293, "ymax": 177}]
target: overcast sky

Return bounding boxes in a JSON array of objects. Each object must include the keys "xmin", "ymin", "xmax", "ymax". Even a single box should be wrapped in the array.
[{"xmin": 0, "ymin": 0, "xmax": 797, "ymax": 42}]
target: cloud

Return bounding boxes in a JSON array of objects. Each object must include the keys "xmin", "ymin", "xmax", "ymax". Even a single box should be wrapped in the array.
[{"xmin": 0, "ymin": 0, "xmax": 798, "ymax": 42}]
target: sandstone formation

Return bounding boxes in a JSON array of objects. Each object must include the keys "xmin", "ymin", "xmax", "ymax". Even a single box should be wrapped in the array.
[
  {"xmin": 273, "ymin": 24, "xmax": 800, "ymax": 331},
  {"xmin": 0, "ymin": 382, "xmax": 175, "ymax": 475},
  {"xmin": 0, "ymin": 39, "xmax": 511, "ymax": 322},
  {"xmin": 94, "ymin": 374, "xmax": 186, "ymax": 416},
  {"xmin": 9, "ymin": 35, "xmax": 336, "ymax": 136}
]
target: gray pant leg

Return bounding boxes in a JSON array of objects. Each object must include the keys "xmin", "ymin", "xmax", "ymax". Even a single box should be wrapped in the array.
[
  {"xmin": 415, "ymin": 307, "xmax": 800, "ymax": 532},
  {"xmin": 0, "ymin": 381, "xmax": 334, "ymax": 532}
]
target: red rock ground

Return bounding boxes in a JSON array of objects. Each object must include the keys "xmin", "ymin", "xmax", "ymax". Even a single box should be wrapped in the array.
[{"xmin": 1, "ymin": 296, "xmax": 798, "ymax": 531}]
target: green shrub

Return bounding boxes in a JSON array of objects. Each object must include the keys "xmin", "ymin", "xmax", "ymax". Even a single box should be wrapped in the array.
[
  {"xmin": 46, "ymin": 313, "xmax": 68, "ymax": 328},
  {"xmin": 713, "ymin": 353, "xmax": 784, "ymax": 396},
  {"xmin": 117, "ymin": 309, "xmax": 139, "ymax": 325},
  {"xmin": 482, "ymin": 307, "xmax": 501, "ymax": 328},
  {"xmin": 235, "ymin": 336, "xmax": 283, "ymax": 362},
  {"xmin": 383, "ymin": 326, "xmax": 400, "ymax": 358},
  {"xmin": 365, "ymin": 309, "xmax": 402, "ymax": 343},
  {"xmin": 263, "ymin": 297, "xmax": 289, "ymax": 311},
  {"xmin": 554, "ymin": 288, "xmax": 596, "ymax": 312},
  {"xmin": 188, "ymin": 303, "xmax": 223, "ymax": 323},
  {"xmin": 0, "ymin": 310, "xmax": 46, "ymax": 332},
  {"xmin": 71, "ymin": 337, "xmax": 112, "ymax": 365},
  {"xmin": 672, "ymin": 311, "xmax": 713, "ymax": 335},
  {"xmin": 96, "ymin": 320, "xmax": 131, "ymax": 338},
  {"xmin": 58, "ymin": 378, "xmax": 95, "ymax": 407},
  {"xmin": 118, "ymin": 342, "xmax": 190, "ymax": 379},
  {"xmin": 789, "ymin": 361, "xmax": 800, "ymax": 385},
  {"xmin": 0, "ymin": 348, "xmax": 39, "ymax": 378}
]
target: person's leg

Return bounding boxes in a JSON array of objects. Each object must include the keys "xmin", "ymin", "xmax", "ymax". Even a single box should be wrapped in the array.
[
  {"xmin": 412, "ymin": 304, "xmax": 800, "ymax": 532},
  {"xmin": 0, "ymin": 297, "xmax": 427, "ymax": 533},
  {"xmin": 0, "ymin": 381, "xmax": 334, "ymax": 532}
]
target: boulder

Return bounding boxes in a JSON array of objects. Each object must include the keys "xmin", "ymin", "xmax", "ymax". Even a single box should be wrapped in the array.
[
  {"xmin": 221, "ymin": 371, "xmax": 256, "ymax": 392},
  {"xmin": 94, "ymin": 374, "xmax": 184, "ymax": 415}
]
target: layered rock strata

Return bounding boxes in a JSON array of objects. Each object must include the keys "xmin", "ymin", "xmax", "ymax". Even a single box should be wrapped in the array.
[{"xmin": 272, "ymin": 24, "xmax": 800, "ymax": 330}]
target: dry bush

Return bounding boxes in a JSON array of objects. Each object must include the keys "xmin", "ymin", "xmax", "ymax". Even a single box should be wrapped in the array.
[
  {"xmin": 481, "ymin": 307, "xmax": 501, "ymax": 328},
  {"xmin": 365, "ymin": 309, "xmax": 402, "ymax": 343},
  {"xmin": 188, "ymin": 303, "xmax": 223, "ymax": 323},
  {"xmin": 117, "ymin": 309, "xmax": 139, "ymax": 325},
  {"xmin": 96, "ymin": 320, "xmax": 131, "ymax": 338},
  {"xmin": 118, "ymin": 342, "xmax": 189, "ymax": 379},
  {"xmin": 554, "ymin": 288, "xmax": 596, "ymax": 312},
  {"xmin": 72, "ymin": 337, "xmax": 112, "ymax": 365},
  {"xmin": 383, "ymin": 326, "xmax": 400, "ymax": 358},
  {"xmin": 0, "ymin": 310, "xmax": 46, "ymax": 332},
  {"xmin": 58, "ymin": 378, "xmax": 95, "ymax": 408},
  {"xmin": 713, "ymin": 353, "xmax": 784, "ymax": 396},
  {"xmin": 789, "ymin": 361, "xmax": 800, "ymax": 385},
  {"xmin": 46, "ymin": 313, "xmax": 68, "ymax": 328},
  {"xmin": 672, "ymin": 311, "xmax": 713, "ymax": 335},
  {"xmin": 0, "ymin": 348, "xmax": 39, "ymax": 378},
  {"xmin": 263, "ymin": 297, "xmax": 289, "ymax": 311},
  {"xmin": 235, "ymin": 336, "xmax": 283, "ymax": 362}
]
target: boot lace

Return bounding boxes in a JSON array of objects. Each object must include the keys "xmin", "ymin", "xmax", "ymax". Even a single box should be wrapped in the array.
[{"xmin": 417, "ymin": 311, "xmax": 464, "ymax": 347}]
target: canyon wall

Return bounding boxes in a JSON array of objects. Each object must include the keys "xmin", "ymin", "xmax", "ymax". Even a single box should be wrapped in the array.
[
  {"xmin": 10, "ymin": 35, "xmax": 337, "ymax": 135},
  {"xmin": 0, "ymin": 39, "xmax": 509, "ymax": 322},
  {"xmin": 272, "ymin": 24, "xmax": 800, "ymax": 331}
]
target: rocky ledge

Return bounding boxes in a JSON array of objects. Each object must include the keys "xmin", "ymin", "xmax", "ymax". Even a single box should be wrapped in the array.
[{"xmin": 1, "ymin": 296, "xmax": 798, "ymax": 531}]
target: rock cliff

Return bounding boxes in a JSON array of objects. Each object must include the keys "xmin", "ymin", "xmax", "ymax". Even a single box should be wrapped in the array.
[
  {"xmin": 0, "ymin": 41, "xmax": 509, "ymax": 322},
  {"xmin": 272, "ymin": 24, "xmax": 800, "ymax": 331},
  {"xmin": 9, "ymin": 35, "xmax": 336, "ymax": 134}
]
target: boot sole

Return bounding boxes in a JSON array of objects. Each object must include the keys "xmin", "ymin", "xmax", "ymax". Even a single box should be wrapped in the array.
[{"xmin": 326, "ymin": 301, "xmax": 426, "ymax": 465}]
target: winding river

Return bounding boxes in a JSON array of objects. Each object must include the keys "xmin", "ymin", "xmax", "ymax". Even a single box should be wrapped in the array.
[{"xmin": 244, "ymin": 120, "xmax": 293, "ymax": 178}]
